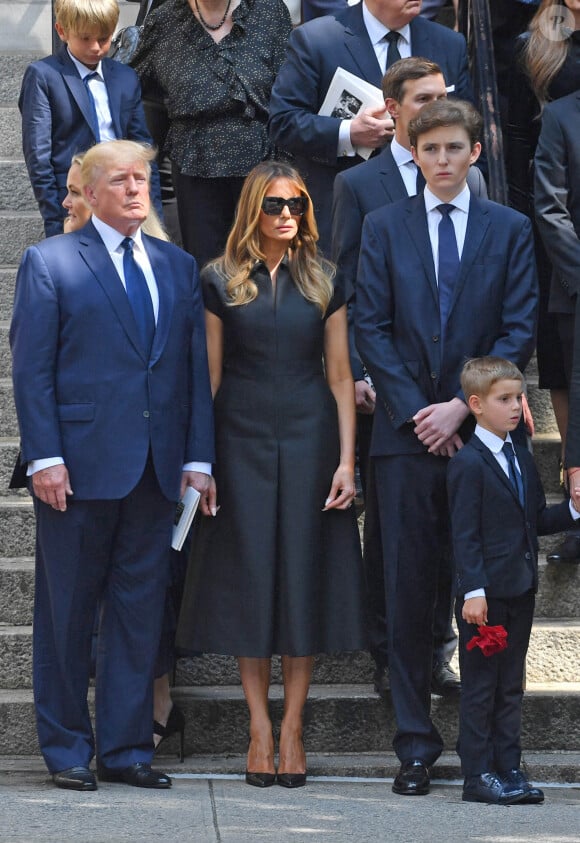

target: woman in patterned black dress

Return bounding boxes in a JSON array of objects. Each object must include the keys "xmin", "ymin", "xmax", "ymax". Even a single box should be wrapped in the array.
[{"xmin": 177, "ymin": 162, "xmax": 365, "ymax": 787}]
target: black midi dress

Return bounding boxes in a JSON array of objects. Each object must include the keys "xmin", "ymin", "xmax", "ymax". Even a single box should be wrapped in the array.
[{"xmin": 176, "ymin": 261, "xmax": 366, "ymax": 657}]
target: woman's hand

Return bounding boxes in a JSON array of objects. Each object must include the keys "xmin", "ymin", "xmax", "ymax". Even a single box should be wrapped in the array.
[{"xmin": 322, "ymin": 465, "xmax": 356, "ymax": 511}]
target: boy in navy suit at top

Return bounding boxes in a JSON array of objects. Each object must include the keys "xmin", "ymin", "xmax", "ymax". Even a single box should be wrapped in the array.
[
  {"xmin": 19, "ymin": 0, "xmax": 161, "ymax": 237},
  {"xmin": 448, "ymin": 357, "xmax": 579, "ymax": 805}
]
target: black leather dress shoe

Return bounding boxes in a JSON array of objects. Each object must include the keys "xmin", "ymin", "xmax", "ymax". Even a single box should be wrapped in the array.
[
  {"xmin": 431, "ymin": 661, "xmax": 461, "ymax": 696},
  {"xmin": 462, "ymin": 772, "xmax": 527, "ymax": 804},
  {"xmin": 98, "ymin": 762, "xmax": 171, "ymax": 789},
  {"xmin": 547, "ymin": 534, "xmax": 580, "ymax": 564},
  {"xmin": 500, "ymin": 768, "xmax": 544, "ymax": 804},
  {"xmin": 392, "ymin": 760, "xmax": 430, "ymax": 795},
  {"xmin": 373, "ymin": 664, "xmax": 390, "ymax": 698},
  {"xmin": 52, "ymin": 766, "xmax": 97, "ymax": 791}
]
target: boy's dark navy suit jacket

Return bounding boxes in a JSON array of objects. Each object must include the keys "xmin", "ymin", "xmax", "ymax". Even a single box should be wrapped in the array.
[
  {"xmin": 19, "ymin": 48, "xmax": 161, "ymax": 236},
  {"xmin": 447, "ymin": 435, "xmax": 575, "ymax": 599}
]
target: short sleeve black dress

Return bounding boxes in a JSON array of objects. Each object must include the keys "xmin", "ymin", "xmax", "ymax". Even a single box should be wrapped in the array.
[{"xmin": 176, "ymin": 261, "xmax": 366, "ymax": 657}]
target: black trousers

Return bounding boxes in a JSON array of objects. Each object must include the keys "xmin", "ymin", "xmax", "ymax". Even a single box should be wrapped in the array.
[
  {"xmin": 173, "ymin": 171, "xmax": 246, "ymax": 268},
  {"xmin": 456, "ymin": 590, "xmax": 535, "ymax": 778}
]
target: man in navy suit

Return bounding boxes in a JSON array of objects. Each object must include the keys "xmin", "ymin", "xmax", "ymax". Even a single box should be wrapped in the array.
[
  {"xmin": 355, "ymin": 99, "xmax": 537, "ymax": 795},
  {"xmin": 10, "ymin": 140, "xmax": 215, "ymax": 792},
  {"xmin": 19, "ymin": 0, "xmax": 161, "ymax": 237},
  {"xmin": 268, "ymin": 0, "xmax": 472, "ymax": 251},
  {"xmin": 332, "ymin": 56, "xmax": 486, "ymax": 700}
]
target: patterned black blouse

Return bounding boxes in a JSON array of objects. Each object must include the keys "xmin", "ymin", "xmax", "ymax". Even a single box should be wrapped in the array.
[{"xmin": 132, "ymin": 0, "xmax": 292, "ymax": 178}]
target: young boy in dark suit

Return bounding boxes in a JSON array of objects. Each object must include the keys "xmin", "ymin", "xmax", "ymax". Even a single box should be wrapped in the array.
[
  {"xmin": 19, "ymin": 0, "xmax": 160, "ymax": 236},
  {"xmin": 448, "ymin": 356, "xmax": 579, "ymax": 805}
]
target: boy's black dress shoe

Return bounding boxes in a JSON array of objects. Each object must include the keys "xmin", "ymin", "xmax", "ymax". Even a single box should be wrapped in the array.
[
  {"xmin": 431, "ymin": 661, "xmax": 461, "ymax": 696},
  {"xmin": 98, "ymin": 762, "xmax": 171, "ymax": 788},
  {"xmin": 52, "ymin": 766, "xmax": 97, "ymax": 791},
  {"xmin": 392, "ymin": 760, "xmax": 430, "ymax": 795},
  {"xmin": 500, "ymin": 769, "xmax": 544, "ymax": 804},
  {"xmin": 546, "ymin": 534, "xmax": 580, "ymax": 563},
  {"xmin": 462, "ymin": 773, "xmax": 527, "ymax": 804}
]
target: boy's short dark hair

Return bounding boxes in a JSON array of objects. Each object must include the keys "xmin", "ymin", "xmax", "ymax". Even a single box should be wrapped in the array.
[
  {"xmin": 408, "ymin": 99, "xmax": 483, "ymax": 148},
  {"xmin": 55, "ymin": 0, "xmax": 119, "ymax": 36},
  {"xmin": 461, "ymin": 357, "xmax": 524, "ymax": 400},
  {"xmin": 381, "ymin": 57, "xmax": 443, "ymax": 103}
]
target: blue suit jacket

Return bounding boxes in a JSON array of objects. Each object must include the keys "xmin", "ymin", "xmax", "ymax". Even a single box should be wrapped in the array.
[
  {"xmin": 355, "ymin": 195, "xmax": 538, "ymax": 456},
  {"xmin": 448, "ymin": 436, "xmax": 574, "ymax": 598},
  {"xmin": 331, "ymin": 145, "xmax": 488, "ymax": 379},
  {"xmin": 268, "ymin": 4, "xmax": 472, "ymax": 249},
  {"xmin": 10, "ymin": 221, "xmax": 214, "ymax": 501},
  {"xmin": 19, "ymin": 49, "xmax": 162, "ymax": 237}
]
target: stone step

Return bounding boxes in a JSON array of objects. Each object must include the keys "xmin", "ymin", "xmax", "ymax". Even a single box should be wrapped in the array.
[
  {"xmin": 0, "ymin": 268, "xmax": 18, "ymax": 321},
  {"xmin": 0, "ymin": 160, "xmax": 36, "ymax": 212},
  {"xmin": 533, "ymin": 433, "xmax": 562, "ymax": 496},
  {"xmin": 1, "ymin": 683, "xmax": 579, "ymax": 757},
  {"xmin": 0, "ymin": 378, "xmax": 18, "ymax": 438},
  {"xmin": 0, "ymin": 55, "xmax": 42, "ymax": 105},
  {"xmin": 0, "ymin": 322, "xmax": 10, "ymax": 373},
  {"xmin": 0, "ymin": 213, "xmax": 43, "ymax": 267},
  {"xmin": 3, "ymin": 616, "xmax": 579, "ymax": 690},
  {"xmin": 0, "ymin": 106, "xmax": 22, "ymax": 159},
  {"xmin": 0, "ymin": 439, "xmax": 24, "ymax": 493},
  {"xmin": 0, "ymin": 499, "xmax": 35, "ymax": 556},
  {"xmin": 526, "ymin": 376, "xmax": 559, "ymax": 437}
]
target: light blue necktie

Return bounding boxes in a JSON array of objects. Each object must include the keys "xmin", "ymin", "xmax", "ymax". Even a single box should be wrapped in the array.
[
  {"xmin": 83, "ymin": 71, "xmax": 101, "ymax": 140},
  {"xmin": 121, "ymin": 237, "xmax": 155, "ymax": 357}
]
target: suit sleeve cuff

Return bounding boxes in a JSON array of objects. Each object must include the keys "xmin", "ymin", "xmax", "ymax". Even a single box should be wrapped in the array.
[
  {"xmin": 569, "ymin": 500, "xmax": 580, "ymax": 520},
  {"xmin": 337, "ymin": 120, "xmax": 356, "ymax": 158},
  {"xmin": 464, "ymin": 588, "xmax": 486, "ymax": 600},
  {"xmin": 27, "ymin": 457, "xmax": 64, "ymax": 476},
  {"xmin": 183, "ymin": 461, "xmax": 212, "ymax": 476}
]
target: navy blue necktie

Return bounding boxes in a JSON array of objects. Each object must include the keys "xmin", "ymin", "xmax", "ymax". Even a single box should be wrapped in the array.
[
  {"xmin": 121, "ymin": 237, "xmax": 155, "ymax": 356},
  {"xmin": 502, "ymin": 441, "xmax": 525, "ymax": 507},
  {"xmin": 384, "ymin": 31, "xmax": 401, "ymax": 69},
  {"xmin": 437, "ymin": 203, "xmax": 460, "ymax": 339},
  {"xmin": 83, "ymin": 71, "xmax": 101, "ymax": 140}
]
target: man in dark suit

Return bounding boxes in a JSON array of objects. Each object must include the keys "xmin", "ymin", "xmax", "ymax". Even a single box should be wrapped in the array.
[
  {"xmin": 355, "ymin": 99, "xmax": 537, "ymax": 794},
  {"xmin": 332, "ymin": 56, "xmax": 486, "ymax": 699},
  {"xmin": 268, "ymin": 0, "xmax": 472, "ymax": 251},
  {"xmin": 10, "ymin": 140, "xmax": 215, "ymax": 792},
  {"xmin": 535, "ymin": 91, "xmax": 580, "ymax": 563},
  {"xmin": 19, "ymin": 0, "xmax": 161, "ymax": 237}
]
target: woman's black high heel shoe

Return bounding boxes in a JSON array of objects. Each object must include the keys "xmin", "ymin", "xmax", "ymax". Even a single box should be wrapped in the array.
[
  {"xmin": 154, "ymin": 704, "xmax": 186, "ymax": 763},
  {"xmin": 277, "ymin": 736, "xmax": 307, "ymax": 788},
  {"xmin": 245, "ymin": 736, "xmax": 276, "ymax": 788}
]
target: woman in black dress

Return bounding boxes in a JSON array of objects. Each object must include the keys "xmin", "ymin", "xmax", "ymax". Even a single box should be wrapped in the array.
[{"xmin": 177, "ymin": 162, "xmax": 365, "ymax": 787}]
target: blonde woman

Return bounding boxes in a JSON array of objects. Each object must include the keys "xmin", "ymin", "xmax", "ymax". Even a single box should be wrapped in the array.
[{"xmin": 177, "ymin": 161, "xmax": 365, "ymax": 788}]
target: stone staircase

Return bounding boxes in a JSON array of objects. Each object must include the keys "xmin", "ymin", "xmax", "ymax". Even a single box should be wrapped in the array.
[{"xmin": 1, "ymin": 51, "xmax": 579, "ymax": 780}]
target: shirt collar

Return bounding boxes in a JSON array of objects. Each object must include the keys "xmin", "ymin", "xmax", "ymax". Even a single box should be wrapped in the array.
[
  {"xmin": 92, "ymin": 215, "xmax": 145, "ymax": 253},
  {"xmin": 391, "ymin": 136, "xmax": 413, "ymax": 167},
  {"xmin": 424, "ymin": 183, "xmax": 470, "ymax": 214},
  {"xmin": 362, "ymin": 2, "xmax": 411, "ymax": 48},
  {"xmin": 67, "ymin": 48, "xmax": 103, "ymax": 80},
  {"xmin": 475, "ymin": 423, "xmax": 514, "ymax": 456}
]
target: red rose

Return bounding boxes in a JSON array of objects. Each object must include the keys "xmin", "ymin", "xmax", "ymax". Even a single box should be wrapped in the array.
[{"xmin": 466, "ymin": 624, "xmax": 508, "ymax": 657}]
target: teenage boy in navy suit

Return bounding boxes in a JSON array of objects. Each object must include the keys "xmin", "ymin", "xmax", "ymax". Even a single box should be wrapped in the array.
[
  {"xmin": 448, "ymin": 356, "xmax": 578, "ymax": 804},
  {"xmin": 19, "ymin": 0, "xmax": 161, "ymax": 236},
  {"xmin": 356, "ymin": 99, "xmax": 538, "ymax": 796}
]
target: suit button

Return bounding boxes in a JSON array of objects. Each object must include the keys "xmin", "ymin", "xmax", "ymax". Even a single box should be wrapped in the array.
[
  {"xmin": 143, "ymin": 410, "xmax": 150, "ymax": 418},
  {"xmin": 431, "ymin": 372, "xmax": 437, "ymax": 380},
  {"xmin": 432, "ymin": 335, "xmax": 439, "ymax": 342},
  {"xmin": 525, "ymin": 552, "xmax": 531, "ymax": 560}
]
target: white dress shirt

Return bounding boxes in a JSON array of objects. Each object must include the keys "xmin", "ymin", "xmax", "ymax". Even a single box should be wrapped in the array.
[
  {"xmin": 29, "ymin": 217, "xmax": 211, "ymax": 478},
  {"xmin": 68, "ymin": 49, "xmax": 117, "ymax": 142},
  {"xmin": 424, "ymin": 184, "xmax": 470, "ymax": 281},
  {"xmin": 390, "ymin": 136, "xmax": 421, "ymax": 196},
  {"xmin": 337, "ymin": 1, "xmax": 411, "ymax": 157}
]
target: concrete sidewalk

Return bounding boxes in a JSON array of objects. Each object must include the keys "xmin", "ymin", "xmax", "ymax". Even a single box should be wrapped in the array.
[{"xmin": 1, "ymin": 762, "xmax": 579, "ymax": 843}]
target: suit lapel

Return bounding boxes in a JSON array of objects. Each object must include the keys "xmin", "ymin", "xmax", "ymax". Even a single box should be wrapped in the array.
[
  {"xmin": 142, "ymin": 235, "xmax": 175, "ymax": 365},
  {"xmin": 472, "ymin": 437, "xmax": 524, "ymax": 508},
  {"xmin": 403, "ymin": 197, "xmax": 438, "ymax": 307},
  {"xmin": 59, "ymin": 50, "xmax": 99, "ymax": 141},
  {"xmin": 342, "ymin": 5, "xmax": 383, "ymax": 88},
  {"xmin": 447, "ymin": 197, "xmax": 490, "ymax": 322},
  {"xmin": 378, "ymin": 146, "xmax": 408, "ymax": 203},
  {"xmin": 78, "ymin": 221, "xmax": 146, "ymax": 360}
]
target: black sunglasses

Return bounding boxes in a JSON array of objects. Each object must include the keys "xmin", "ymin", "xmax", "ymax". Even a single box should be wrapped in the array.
[{"xmin": 261, "ymin": 196, "xmax": 309, "ymax": 216}]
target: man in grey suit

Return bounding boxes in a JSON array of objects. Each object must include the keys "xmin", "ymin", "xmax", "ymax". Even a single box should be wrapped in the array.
[{"xmin": 332, "ymin": 57, "xmax": 486, "ymax": 699}]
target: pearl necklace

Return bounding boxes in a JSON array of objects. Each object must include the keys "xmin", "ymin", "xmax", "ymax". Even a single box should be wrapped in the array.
[{"xmin": 194, "ymin": 0, "xmax": 232, "ymax": 31}]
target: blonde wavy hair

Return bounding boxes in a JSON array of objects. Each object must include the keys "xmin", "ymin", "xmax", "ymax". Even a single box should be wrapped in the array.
[
  {"xmin": 524, "ymin": 0, "xmax": 575, "ymax": 105},
  {"xmin": 212, "ymin": 162, "xmax": 335, "ymax": 315}
]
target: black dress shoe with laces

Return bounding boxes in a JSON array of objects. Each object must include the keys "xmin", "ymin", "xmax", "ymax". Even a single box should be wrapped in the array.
[
  {"xmin": 462, "ymin": 772, "xmax": 527, "ymax": 804},
  {"xmin": 431, "ymin": 660, "xmax": 461, "ymax": 696},
  {"xmin": 546, "ymin": 534, "xmax": 580, "ymax": 564},
  {"xmin": 98, "ymin": 762, "xmax": 171, "ymax": 788},
  {"xmin": 392, "ymin": 759, "xmax": 430, "ymax": 795},
  {"xmin": 500, "ymin": 768, "xmax": 544, "ymax": 804},
  {"xmin": 52, "ymin": 766, "xmax": 97, "ymax": 791}
]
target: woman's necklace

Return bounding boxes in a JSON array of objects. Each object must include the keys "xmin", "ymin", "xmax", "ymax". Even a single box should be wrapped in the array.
[{"xmin": 194, "ymin": 0, "xmax": 232, "ymax": 31}]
